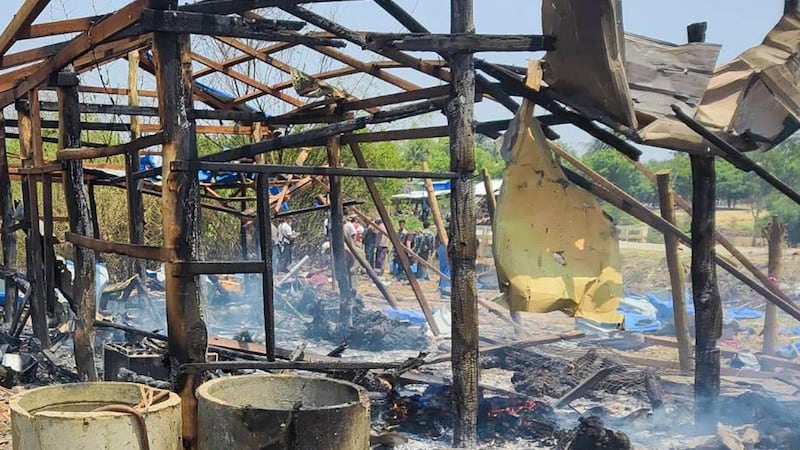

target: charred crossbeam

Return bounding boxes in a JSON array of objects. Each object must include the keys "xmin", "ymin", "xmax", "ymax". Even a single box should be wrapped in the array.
[
  {"xmin": 180, "ymin": 0, "xmax": 358, "ymax": 15},
  {"xmin": 672, "ymin": 104, "xmax": 800, "ymax": 208},
  {"xmin": 171, "ymin": 161, "xmax": 457, "ymax": 180},
  {"xmin": 39, "ymin": 101, "xmax": 268, "ymax": 121},
  {"xmin": 141, "ymin": 9, "xmax": 345, "ymax": 47},
  {"xmin": 180, "ymin": 360, "xmax": 403, "ymax": 373},
  {"xmin": 365, "ymin": 32, "xmax": 555, "ymax": 53}
]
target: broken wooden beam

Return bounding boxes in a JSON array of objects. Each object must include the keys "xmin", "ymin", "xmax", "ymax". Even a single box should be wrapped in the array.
[
  {"xmin": 169, "ymin": 161, "xmax": 457, "ymax": 180},
  {"xmin": 65, "ymin": 232, "xmax": 168, "ymax": 261},
  {"xmin": 365, "ymin": 32, "xmax": 555, "ymax": 53},
  {"xmin": 180, "ymin": 360, "xmax": 403, "ymax": 373},
  {"xmin": 56, "ymin": 132, "xmax": 165, "ymax": 160}
]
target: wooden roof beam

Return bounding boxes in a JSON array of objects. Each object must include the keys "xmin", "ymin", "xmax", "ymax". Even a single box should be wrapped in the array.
[
  {"xmin": 192, "ymin": 40, "xmax": 298, "ymax": 79},
  {"xmin": 180, "ymin": 0, "xmax": 358, "ymax": 15},
  {"xmin": 17, "ymin": 15, "xmax": 103, "ymax": 40},
  {"xmin": 191, "ymin": 51, "xmax": 304, "ymax": 107},
  {"xmin": 364, "ymin": 33, "xmax": 556, "ymax": 53},
  {"xmin": 0, "ymin": 0, "xmax": 51, "ymax": 56},
  {"xmin": 0, "ymin": 0, "xmax": 149, "ymax": 109}
]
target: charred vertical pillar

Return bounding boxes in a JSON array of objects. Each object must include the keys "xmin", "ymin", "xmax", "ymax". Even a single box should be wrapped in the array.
[
  {"xmin": 152, "ymin": 1, "xmax": 207, "ymax": 447},
  {"xmin": 126, "ymin": 50, "xmax": 146, "ymax": 280},
  {"xmin": 448, "ymin": 0, "xmax": 479, "ymax": 446},
  {"xmin": 0, "ymin": 113, "xmax": 16, "ymax": 328},
  {"xmin": 17, "ymin": 93, "xmax": 48, "ymax": 346},
  {"xmin": 690, "ymin": 151, "xmax": 721, "ymax": 433},
  {"xmin": 687, "ymin": 21, "xmax": 720, "ymax": 433},
  {"xmin": 762, "ymin": 216, "xmax": 784, "ymax": 355},
  {"xmin": 57, "ymin": 66, "xmax": 98, "ymax": 381},
  {"xmin": 256, "ymin": 173, "xmax": 275, "ymax": 361},
  {"xmin": 327, "ymin": 135, "xmax": 353, "ymax": 335}
]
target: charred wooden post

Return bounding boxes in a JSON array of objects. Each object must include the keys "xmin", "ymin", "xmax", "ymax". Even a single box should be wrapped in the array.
[
  {"xmin": 41, "ymin": 173, "xmax": 56, "ymax": 317},
  {"xmin": 762, "ymin": 216, "xmax": 785, "ymax": 356},
  {"xmin": 255, "ymin": 173, "xmax": 275, "ymax": 361},
  {"xmin": 656, "ymin": 171, "xmax": 691, "ymax": 373},
  {"xmin": 422, "ymin": 161, "xmax": 448, "ymax": 247},
  {"xmin": 0, "ymin": 112, "xmax": 16, "ymax": 329},
  {"xmin": 686, "ymin": 20, "xmax": 720, "ymax": 433},
  {"xmin": 327, "ymin": 135, "xmax": 353, "ymax": 335},
  {"xmin": 57, "ymin": 66, "xmax": 97, "ymax": 381},
  {"xmin": 126, "ymin": 50, "xmax": 146, "ymax": 280},
  {"xmin": 449, "ymin": 0, "xmax": 479, "ymax": 446},
  {"xmin": 152, "ymin": 1, "xmax": 207, "ymax": 446},
  {"xmin": 690, "ymin": 154, "xmax": 721, "ymax": 433},
  {"xmin": 17, "ymin": 93, "xmax": 48, "ymax": 346}
]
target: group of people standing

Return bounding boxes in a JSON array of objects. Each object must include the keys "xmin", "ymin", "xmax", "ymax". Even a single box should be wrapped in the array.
[{"xmin": 360, "ymin": 218, "xmax": 436, "ymax": 281}]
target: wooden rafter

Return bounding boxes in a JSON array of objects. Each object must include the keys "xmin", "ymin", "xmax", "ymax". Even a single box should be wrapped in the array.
[
  {"xmin": 191, "ymin": 51, "xmax": 304, "ymax": 107},
  {"xmin": 0, "ymin": 0, "xmax": 149, "ymax": 109},
  {"xmin": 0, "ymin": 0, "xmax": 51, "ymax": 56}
]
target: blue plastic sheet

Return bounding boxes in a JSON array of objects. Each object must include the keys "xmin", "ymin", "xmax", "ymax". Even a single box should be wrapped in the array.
[
  {"xmin": 437, "ymin": 243, "xmax": 450, "ymax": 296},
  {"xmin": 726, "ymin": 306, "xmax": 764, "ymax": 320},
  {"xmin": 384, "ymin": 309, "xmax": 427, "ymax": 325},
  {"xmin": 645, "ymin": 290, "xmax": 694, "ymax": 321}
]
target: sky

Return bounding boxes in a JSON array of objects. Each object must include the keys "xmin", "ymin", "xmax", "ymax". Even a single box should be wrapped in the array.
[{"xmin": 0, "ymin": 0, "xmax": 789, "ymax": 160}]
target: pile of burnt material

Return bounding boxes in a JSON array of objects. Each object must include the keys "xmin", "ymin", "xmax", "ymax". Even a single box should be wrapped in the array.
[
  {"xmin": 719, "ymin": 392, "xmax": 800, "ymax": 449},
  {"xmin": 379, "ymin": 384, "xmax": 563, "ymax": 445},
  {"xmin": 483, "ymin": 347, "xmax": 648, "ymax": 402},
  {"xmin": 302, "ymin": 293, "xmax": 428, "ymax": 351}
]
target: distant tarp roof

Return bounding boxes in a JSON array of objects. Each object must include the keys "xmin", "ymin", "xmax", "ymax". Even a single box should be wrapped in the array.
[{"xmin": 391, "ymin": 180, "xmax": 501, "ymax": 200}]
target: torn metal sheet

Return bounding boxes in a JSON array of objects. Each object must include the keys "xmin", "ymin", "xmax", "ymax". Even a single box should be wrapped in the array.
[
  {"xmin": 624, "ymin": 34, "xmax": 721, "ymax": 125},
  {"xmin": 641, "ymin": 7, "xmax": 800, "ymax": 153},
  {"xmin": 541, "ymin": 0, "xmax": 638, "ymax": 128},
  {"xmin": 493, "ymin": 77, "xmax": 623, "ymax": 325}
]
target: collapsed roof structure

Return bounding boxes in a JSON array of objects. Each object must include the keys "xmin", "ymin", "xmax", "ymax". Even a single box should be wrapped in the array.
[{"xmin": 1, "ymin": 0, "xmax": 800, "ymax": 447}]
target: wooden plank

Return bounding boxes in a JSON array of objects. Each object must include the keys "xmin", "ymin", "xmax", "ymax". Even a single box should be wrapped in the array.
[
  {"xmin": 13, "ymin": 163, "xmax": 61, "ymax": 175},
  {"xmin": 0, "ymin": 0, "xmax": 147, "ymax": 109},
  {"xmin": 365, "ymin": 33, "xmax": 555, "ymax": 53},
  {"xmin": 65, "ymin": 232, "xmax": 168, "ymax": 261},
  {"xmin": 57, "ymin": 132, "xmax": 165, "ymax": 160},
  {"xmin": 0, "ymin": 0, "xmax": 51, "ymax": 56}
]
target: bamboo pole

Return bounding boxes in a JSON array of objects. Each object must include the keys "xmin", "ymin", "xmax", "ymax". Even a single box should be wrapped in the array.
[{"xmin": 656, "ymin": 171, "xmax": 691, "ymax": 373}]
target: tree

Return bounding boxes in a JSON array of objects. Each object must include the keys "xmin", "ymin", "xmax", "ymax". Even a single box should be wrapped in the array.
[{"xmin": 581, "ymin": 143, "xmax": 655, "ymax": 204}]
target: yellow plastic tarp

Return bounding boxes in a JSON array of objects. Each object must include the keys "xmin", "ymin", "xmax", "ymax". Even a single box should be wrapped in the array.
[{"xmin": 493, "ymin": 89, "xmax": 623, "ymax": 325}]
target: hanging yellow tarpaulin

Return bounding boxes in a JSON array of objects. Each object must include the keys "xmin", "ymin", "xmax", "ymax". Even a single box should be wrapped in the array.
[{"xmin": 493, "ymin": 72, "xmax": 623, "ymax": 325}]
